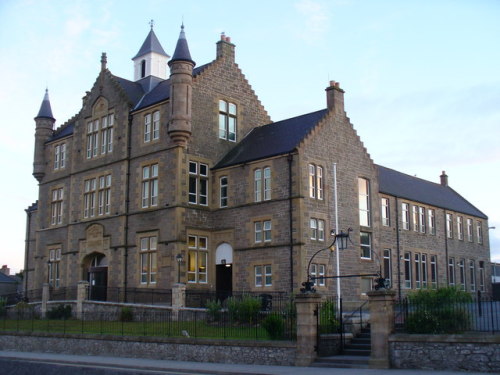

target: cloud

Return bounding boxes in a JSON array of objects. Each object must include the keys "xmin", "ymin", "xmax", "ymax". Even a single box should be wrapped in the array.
[{"xmin": 294, "ymin": 0, "xmax": 330, "ymax": 41}]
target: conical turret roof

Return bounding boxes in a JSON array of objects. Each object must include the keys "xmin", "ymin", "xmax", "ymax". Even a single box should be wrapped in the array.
[
  {"xmin": 35, "ymin": 89, "xmax": 55, "ymax": 121},
  {"xmin": 169, "ymin": 24, "xmax": 195, "ymax": 66},
  {"xmin": 133, "ymin": 28, "xmax": 169, "ymax": 60}
]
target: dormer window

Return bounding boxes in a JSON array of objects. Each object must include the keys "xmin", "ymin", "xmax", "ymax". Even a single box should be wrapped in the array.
[{"xmin": 218, "ymin": 100, "xmax": 237, "ymax": 141}]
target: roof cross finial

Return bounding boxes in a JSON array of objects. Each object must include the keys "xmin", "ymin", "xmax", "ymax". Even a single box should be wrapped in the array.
[{"xmin": 149, "ymin": 19, "xmax": 154, "ymax": 29}]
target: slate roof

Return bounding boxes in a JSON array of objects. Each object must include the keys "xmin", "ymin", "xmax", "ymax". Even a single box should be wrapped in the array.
[
  {"xmin": 50, "ymin": 123, "xmax": 74, "ymax": 142},
  {"xmin": 214, "ymin": 109, "xmax": 328, "ymax": 169},
  {"xmin": 377, "ymin": 165, "xmax": 487, "ymax": 219},
  {"xmin": 112, "ymin": 75, "xmax": 145, "ymax": 105},
  {"xmin": 36, "ymin": 89, "xmax": 55, "ymax": 120},
  {"xmin": 0, "ymin": 272, "xmax": 18, "ymax": 284},
  {"xmin": 132, "ymin": 28, "xmax": 169, "ymax": 60},
  {"xmin": 170, "ymin": 25, "xmax": 195, "ymax": 65},
  {"xmin": 133, "ymin": 63, "xmax": 211, "ymax": 111}
]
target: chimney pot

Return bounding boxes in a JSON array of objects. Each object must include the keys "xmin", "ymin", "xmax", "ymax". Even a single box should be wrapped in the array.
[{"xmin": 440, "ymin": 171, "xmax": 449, "ymax": 187}]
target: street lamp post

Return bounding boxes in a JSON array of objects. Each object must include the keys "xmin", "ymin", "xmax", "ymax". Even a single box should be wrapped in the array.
[
  {"xmin": 176, "ymin": 253, "xmax": 183, "ymax": 283},
  {"xmin": 301, "ymin": 228, "xmax": 352, "ymax": 293}
]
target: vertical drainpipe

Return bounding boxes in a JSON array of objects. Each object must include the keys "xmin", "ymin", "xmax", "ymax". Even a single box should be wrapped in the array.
[
  {"xmin": 123, "ymin": 113, "xmax": 133, "ymax": 302},
  {"xmin": 444, "ymin": 211, "xmax": 449, "ymax": 285},
  {"xmin": 24, "ymin": 208, "xmax": 32, "ymax": 296},
  {"xmin": 395, "ymin": 197, "xmax": 401, "ymax": 301},
  {"xmin": 287, "ymin": 153, "xmax": 294, "ymax": 293}
]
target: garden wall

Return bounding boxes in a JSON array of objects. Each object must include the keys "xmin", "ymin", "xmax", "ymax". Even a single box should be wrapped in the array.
[
  {"xmin": 390, "ymin": 333, "xmax": 500, "ymax": 373},
  {"xmin": 0, "ymin": 332, "xmax": 296, "ymax": 366}
]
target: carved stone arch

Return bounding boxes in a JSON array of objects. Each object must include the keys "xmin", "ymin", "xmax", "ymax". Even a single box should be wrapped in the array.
[{"xmin": 92, "ymin": 96, "xmax": 110, "ymax": 117}]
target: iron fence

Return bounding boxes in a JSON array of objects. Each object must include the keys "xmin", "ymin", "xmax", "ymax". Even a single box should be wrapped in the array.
[
  {"xmin": 185, "ymin": 290, "xmax": 293, "ymax": 310},
  {"xmin": 396, "ymin": 296, "xmax": 500, "ymax": 334},
  {"xmin": 0, "ymin": 307, "xmax": 296, "ymax": 341}
]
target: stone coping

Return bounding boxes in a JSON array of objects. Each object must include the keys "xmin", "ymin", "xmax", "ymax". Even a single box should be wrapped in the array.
[
  {"xmin": 390, "ymin": 333, "xmax": 500, "ymax": 344},
  {"xmin": 1, "ymin": 331, "xmax": 296, "ymax": 348}
]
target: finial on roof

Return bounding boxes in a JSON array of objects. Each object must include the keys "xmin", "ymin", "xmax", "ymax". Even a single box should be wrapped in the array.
[
  {"xmin": 149, "ymin": 19, "xmax": 154, "ymax": 29},
  {"xmin": 169, "ymin": 23, "xmax": 195, "ymax": 66},
  {"xmin": 101, "ymin": 52, "xmax": 107, "ymax": 72},
  {"xmin": 36, "ymin": 88, "xmax": 55, "ymax": 121}
]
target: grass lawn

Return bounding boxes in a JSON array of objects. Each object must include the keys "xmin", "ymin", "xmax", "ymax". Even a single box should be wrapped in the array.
[{"xmin": 0, "ymin": 318, "xmax": 293, "ymax": 340}]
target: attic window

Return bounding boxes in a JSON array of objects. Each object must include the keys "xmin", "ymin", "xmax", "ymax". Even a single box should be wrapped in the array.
[{"xmin": 219, "ymin": 100, "xmax": 237, "ymax": 142}]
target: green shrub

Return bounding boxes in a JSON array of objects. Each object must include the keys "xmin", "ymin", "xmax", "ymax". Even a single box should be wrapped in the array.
[
  {"xmin": 206, "ymin": 299, "xmax": 222, "ymax": 322},
  {"xmin": 47, "ymin": 304, "xmax": 72, "ymax": 320},
  {"xmin": 0, "ymin": 297, "xmax": 6, "ymax": 317},
  {"xmin": 224, "ymin": 295, "xmax": 261, "ymax": 324},
  {"xmin": 120, "ymin": 307, "xmax": 134, "ymax": 322},
  {"xmin": 262, "ymin": 313, "xmax": 285, "ymax": 340},
  {"xmin": 405, "ymin": 287, "xmax": 472, "ymax": 334},
  {"xmin": 319, "ymin": 299, "xmax": 339, "ymax": 333},
  {"xmin": 225, "ymin": 296, "xmax": 239, "ymax": 321},
  {"xmin": 238, "ymin": 296, "xmax": 261, "ymax": 324}
]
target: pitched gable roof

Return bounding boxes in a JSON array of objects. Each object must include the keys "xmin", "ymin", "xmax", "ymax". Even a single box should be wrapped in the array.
[
  {"xmin": 214, "ymin": 109, "xmax": 328, "ymax": 169},
  {"xmin": 132, "ymin": 29, "xmax": 169, "ymax": 60},
  {"xmin": 377, "ymin": 165, "xmax": 487, "ymax": 219}
]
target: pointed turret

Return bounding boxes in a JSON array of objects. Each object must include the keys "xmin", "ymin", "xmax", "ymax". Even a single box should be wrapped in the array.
[
  {"xmin": 33, "ymin": 89, "xmax": 55, "ymax": 182},
  {"xmin": 170, "ymin": 24, "xmax": 195, "ymax": 65},
  {"xmin": 132, "ymin": 21, "xmax": 170, "ymax": 81},
  {"xmin": 35, "ymin": 89, "xmax": 55, "ymax": 121},
  {"xmin": 168, "ymin": 24, "xmax": 195, "ymax": 147}
]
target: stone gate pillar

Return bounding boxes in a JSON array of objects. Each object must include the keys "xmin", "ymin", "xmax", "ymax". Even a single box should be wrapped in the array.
[
  {"xmin": 76, "ymin": 281, "xmax": 89, "ymax": 319},
  {"xmin": 295, "ymin": 292, "xmax": 322, "ymax": 366},
  {"xmin": 41, "ymin": 283, "xmax": 49, "ymax": 318},
  {"xmin": 172, "ymin": 283, "xmax": 186, "ymax": 321},
  {"xmin": 367, "ymin": 289, "xmax": 396, "ymax": 369}
]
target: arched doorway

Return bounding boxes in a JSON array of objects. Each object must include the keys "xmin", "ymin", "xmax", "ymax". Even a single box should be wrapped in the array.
[
  {"xmin": 215, "ymin": 243, "xmax": 233, "ymax": 301},
  {"xmin": 84, "ymin": 253, "xmax": 108, "ymax": 301}
]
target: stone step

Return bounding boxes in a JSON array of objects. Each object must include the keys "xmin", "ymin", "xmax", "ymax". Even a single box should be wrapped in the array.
[
  {"xmin": 313, "ymin": 355, "xmax": 370, "ymax": 369},
  {"xmin": 342, "ymin": 348, "xmax": 371, "ymax": 356}
]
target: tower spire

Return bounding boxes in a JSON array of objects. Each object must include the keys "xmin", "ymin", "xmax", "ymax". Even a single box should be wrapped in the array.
[
  {"xmin": 33, "ymin": 89, "xmax": 56, "ymax": 181},
  {"xmin": 168, "ymin": 24, "xmax": 195, "ymax": 147}
]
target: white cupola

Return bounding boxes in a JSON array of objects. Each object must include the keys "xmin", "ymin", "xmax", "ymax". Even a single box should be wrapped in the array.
[{"xmin": 132, "ymin": 21, "xmax": 170, "ymax": 81}]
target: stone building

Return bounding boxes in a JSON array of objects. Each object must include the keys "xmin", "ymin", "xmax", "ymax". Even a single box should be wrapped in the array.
[{"xmin": 24, "ymin": 25, "xmax": 491, "ymax": 301}]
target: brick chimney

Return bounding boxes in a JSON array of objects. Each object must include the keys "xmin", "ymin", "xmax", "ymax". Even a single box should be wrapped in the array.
[
  {"xmin": 1, "ymin": 265, "xmax": 10, "ymax": 276},
  {"xmin": 216, "ymin": 33, "xmax": 235, "ymax": 61},
  {"xmin": 440, "ymin": 171, "xmax": 448, "ymax": 187},
  {"xmin": 326, "ymin": 80, "xmax": 345, "ymax": 114}
]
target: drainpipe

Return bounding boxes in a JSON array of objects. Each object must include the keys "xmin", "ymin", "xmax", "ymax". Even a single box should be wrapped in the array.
[
  {"xmin": 287, "ymin": 153, "xmax": 294, "ymax": 293},
  {"xmin": 123, "ymin": 113, "xmax": 133, "ymax": 302},
  {"xmin": 395, "ymin": 197, "xmax": 401, "ymax": 301},
  {"xmin": 444, "ymin": 211, "xmax": 449, "ymax": 285},
  {"xmin": 24, "ymin": 207, "xmax": 32, "ymax": 298}
]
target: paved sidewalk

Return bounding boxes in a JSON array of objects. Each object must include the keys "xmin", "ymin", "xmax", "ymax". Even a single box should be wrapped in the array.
[{"xmin": 0, "ymin": 350, "xmax": 487, "ymax": 375}]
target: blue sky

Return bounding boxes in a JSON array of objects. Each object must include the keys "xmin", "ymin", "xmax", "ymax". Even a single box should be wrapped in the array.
[{"xmin": 0, "ymin": 0, "xmax": 499, "ymax": 273}]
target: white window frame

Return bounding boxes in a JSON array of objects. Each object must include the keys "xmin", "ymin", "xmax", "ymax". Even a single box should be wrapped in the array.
[
  {"xmin": 360, "ymin": 232, "xmax": 371, "ymax": 259},
  {"xmin": 469, "ymin": 260, "xmax": 476, "ymax": 292},
  {"xmin": 402, "ymin": 203, "xmax": 410, "ymax": 230},
  {"xmin": 446, "ymin": 213, "xmax": 453, "ymax": 238},
  {"xmin": 467, "ymin": 218, "xmax": 473, "ymax": 242},
  {"xmin": 458, "ymin": 259, "xmax": 466, "ymax": 291},
  {"xmin": 51, "ymin": 188, "xmax": 64, "ymax": 225},
  {"xmin": 430, "ymin": 255, "xmax": 438, "ymax": 289},
  {"xmin": 381, "ymin": 198, "xmax": 390, "ymax": 226},
  {"xmin": 187, "ymin": 235, "xmax": 208, "ymax": 284},
  {"xmin": 358, "ymin": 178, "xmax": 371, "ymax": 227},
  {"xmin": 418, "ymin": 206, "xmax": 425, "ymax": 233},
  {"xmin": 428, "ymin": 209, "xmax": 436, "ymax": 235},
  {"xmin": 220, "ymin": 176, "xmax": 228, "ymax": 208},
  {"xmin": 142, "ymin": 163, "xmax": 158, "ymax": 208},
  {"xmin": 54, "ymin": 143, "xmax": 66, "ymax": 170},
  {"xmin": 189, "ymin": 161, "xmax": 208, "ymax": 206},
  {"xmin": 404, "ymin": 252, "xmax": 412, "ymax": 289},
  {"xmin": 140, "ymin": 236, "xmax": 157, "ymax": 285},
  {"xmin": 448, "ymin": 257, "xmax": 455, "ymax": 286},
  {"xmin": 218, "ymin": 100, "xmax": 237, "ymax": 142},
  {"xmin": 477, "ymin": 221, "xmax": 483, "ymax": 244},
  {"xmin": 457, "ymin": 216, "xmax": 464, "ymax": 240}
]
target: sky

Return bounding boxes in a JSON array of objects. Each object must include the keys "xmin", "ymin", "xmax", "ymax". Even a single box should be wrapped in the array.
[{"xmin": 0, "ymin": 0, "xmax": 499, "ymax": 274}]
